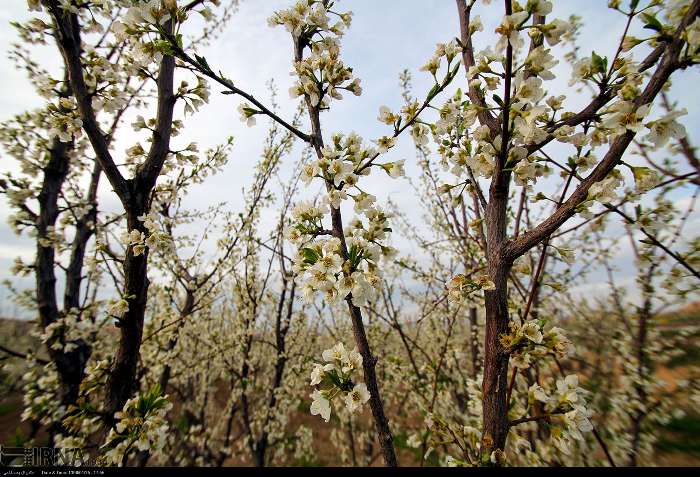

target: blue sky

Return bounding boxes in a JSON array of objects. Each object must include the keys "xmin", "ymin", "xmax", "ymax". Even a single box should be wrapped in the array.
[{"xmin": 0, "ymin": 0, "xmax": 698, "ymax": 317}]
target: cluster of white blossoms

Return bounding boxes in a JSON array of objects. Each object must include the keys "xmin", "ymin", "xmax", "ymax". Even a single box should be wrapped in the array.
[
  {"xmin": 288, "ymin": 133, "xmax": 401, "ymax": 308},
  {"xmin": 48, "ymin": 96, "xmax": 84, "ymax": 143},
  {"xmin": 268, "ymin": 2, "xmax": 461, "ymax": 313},
  {"xmin": 21, "ymin": 362, "xmax": 64, "ymax": 426},
  {"xmin": 421, "ymin": 4, "xmax": 573, "ymax": 196},
  {"xmin": 80, "ymin": 43, "xmax": 131, "ymax": 114},
  {"xmin": 120, "ymin": 212, "xmax": 172, "ymax": 258},
  {"xmin": 60, "ymin": 360, "xmax": 111, "ymax": 435},
  {"xmin": 107, "ymin": 296, "xmax": 130, "ymax": 319},
  {"xmin": 425, "ymin": 0, "xmax": 695, "ymax": 219},
  {"xmin": 446, "ymin": 273, "xmax": 496, "ymax": 302},
  {"xmin": 501, "ymin": 321, "xmax": 574, "ymax": 369},
  {"xmin": 300, "ymin": 131, "xmax": 405, "ymax": 192},
  {"xmin": 111, "ymin": 0, "xmax": 172, "ymax": 71},
  {"xmin": 110, "ymin": 0, "xmax": 217, "ymax": 75},
  {"xmin": 420, "ymin": 39, "xmax": 462, "ymax": 76},
  {"xmin": 527, "ymin": 375, "xmax": 594, "ymax": 455},
  {"xmin": 584, "ymin": 169, "xmax": 624, "ymax": 209},
  {"xmin": 422, "ymin": 410, "xmax": 487, "ymax": 467},
  {"xmin": 268, "ymin": 0, "xmax": 359, "ymax": 109},
  {"xmin": 643, "ymin": 108, "xmax": 687, "ymax": 149},
  {"xmin": 493, "ymin": 0, "xmax": 569, "ymax": 54},
  {"xmin": 39, "ymin": 309, "xmax": 95, "ymax": 353},
  {"xmin": 288, "ymin": 206, "xmax": 394, "ymax": 308},
  {"xmin": 103, "ymin": 385, "xmax": 172, "ymax": 465},
  {"xmin": 308, "ymin": 342, "xmax": 370, "ymax": 422},
  {"xmin": 602, "ymin": 101, "xmax": 651, "ymax": 137},
  {"xmin": 403, "ymin": 39, "xmax": 465, "ymax": 154}
]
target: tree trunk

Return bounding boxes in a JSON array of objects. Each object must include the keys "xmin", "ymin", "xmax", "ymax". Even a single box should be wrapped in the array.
[
  {"xmin": 480, "ymin": 149, "xmax": 512, "ymax": 463},
  {"xmin": 480, "ymin": 259, "xmax": 511, "ymax": 462},
  {"xmin": 36, "ymin": 132, "xmax": 91, "ymax": 408},
  {"xmin": 104, "ymin": 202, "xmax": 150, "ymax": 420}
]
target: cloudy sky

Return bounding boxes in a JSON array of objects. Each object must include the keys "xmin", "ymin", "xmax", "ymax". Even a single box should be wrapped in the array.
[{"xmin": 0, "ymin": 0, "xmax": 698, "ymax": 318}]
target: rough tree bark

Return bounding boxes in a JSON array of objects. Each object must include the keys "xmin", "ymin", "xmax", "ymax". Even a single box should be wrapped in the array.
[
  {"xmin": 35, "ymin": 124, "xmax": 91, "ymax": 408},
  {"xmin": 47, "ymin": 0, "xmax": 177, "ymax": 421}
]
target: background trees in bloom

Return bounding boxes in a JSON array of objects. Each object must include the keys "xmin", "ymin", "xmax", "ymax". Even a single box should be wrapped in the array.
[{"xmin": 0, "ymin": 0, "xmax": 698, "ymax": 467}]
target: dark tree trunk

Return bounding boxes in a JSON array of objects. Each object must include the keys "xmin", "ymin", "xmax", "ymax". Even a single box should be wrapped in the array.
[
  {"xmin": 64, "ymin": 160, "xmax": 101, "ymax": 313},
  {"xmin": 49, "ymin": 2, "xmax": 177, "ymax": 424},
  {"xmin": 480, "ymin": 121, "xmax": 513, "ymax": 462},
  {"xmin": 104, "ymin": 202, "xmax": 150, "ymax": 420},
  {"xmin": 35, "ymin": 131, "xmax": 92, "ymax": 409},
  {"xmin": 480, "ymin": 258, "xmax": 511, "ymax": 461}
]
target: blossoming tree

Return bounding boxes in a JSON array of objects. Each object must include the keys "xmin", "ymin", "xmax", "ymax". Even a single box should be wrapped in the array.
[{"xmin": 0, "ymin": 0, "xmax": 698, "ymax": 468}]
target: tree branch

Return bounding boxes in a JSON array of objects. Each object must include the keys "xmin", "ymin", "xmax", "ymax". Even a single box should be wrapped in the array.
[
  {"xmin": 46, "ymin": 1, "xmax": 129, "ymax": 201},
  {"xmin": 506, "ymin": 0, "xmax": 700, "ymax": 262},
  {"xmin": 456, "ymin": 0, "xmax": 500, "ymax": 135}
]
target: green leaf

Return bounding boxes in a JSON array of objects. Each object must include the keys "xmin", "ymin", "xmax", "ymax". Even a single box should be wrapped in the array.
[
  {"xmin": 301, "ymin": 247, "xmax": 319, "ymax": 265},
  {"xmin": 492, "ymin": 94, "xmax": 504, "ymax": 108},
  {"xmin": 591, "ymin": 51, "xmax": 607, "ymax": 74},
  {"xmin": 150, "ymin": 383, "xmax": 162, "ymax": 398},
  {"xmin": 326, "ymin": 369, "xmax": 343, "ymax": 388},
  {"xmin": 194, "ymin": 54, "xmax": 211, "ymax": 72},
  {"xmin": 348, "ymin": 243, "xmax": 359, "ymax": 262},
  {"xmin": 641, "ymin": 12, "xmax": 663, "ymax": 32},
  {"xmin": 427, "ymin": 83, "xmax": 439, "ymax": 99},
  {"xmin": 153, "ymin": 39, "xmax": 176, "ymax": 56},
  {"xmin": 448, "ymin": 62, "xmax": 461, "ymax": 80}
]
